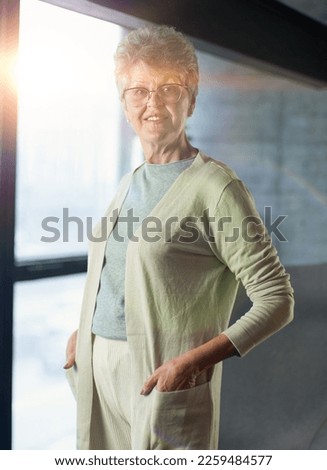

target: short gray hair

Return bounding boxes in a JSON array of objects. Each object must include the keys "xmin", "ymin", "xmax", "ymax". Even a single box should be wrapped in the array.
[{"xmin": 114, "ymin": 25, "xmax": 199, "ymax": 99}]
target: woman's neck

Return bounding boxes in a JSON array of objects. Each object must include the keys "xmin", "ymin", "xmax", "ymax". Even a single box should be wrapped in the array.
[{"xmin": 141, "ymin": 134, "xmax": 197, "ymax": 164}]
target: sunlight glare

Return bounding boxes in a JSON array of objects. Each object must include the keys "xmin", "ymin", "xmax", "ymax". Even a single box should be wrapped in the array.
[{"xmin": 17, "ymin": 0, "xmax": 121, "ymax": 103}]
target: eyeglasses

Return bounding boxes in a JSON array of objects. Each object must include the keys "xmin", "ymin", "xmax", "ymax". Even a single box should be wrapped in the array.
[{"xmin": 122, "ymin": 83, "xmax": 188, "ymax": 107}]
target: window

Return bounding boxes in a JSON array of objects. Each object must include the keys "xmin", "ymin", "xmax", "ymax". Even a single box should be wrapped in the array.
[
  {"xmin": 13, "ymin": 0, "xmax": 133, "ymax": 449},
  {"xmin": 16, "ymin": 0, "xmax": 124, "ymax": 261},
  {"xmin": 13, "ymin": 274, "xmax": 85, "ymax": 449},
  {"xmin": 188, "ymin": 50, "xmax": 327, "ymax": 266}
]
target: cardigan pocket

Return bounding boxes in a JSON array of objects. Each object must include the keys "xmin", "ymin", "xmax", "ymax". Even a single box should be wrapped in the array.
[{"xmin": 150, "ymin": 382, "xmax": 213, "ymax": 449}]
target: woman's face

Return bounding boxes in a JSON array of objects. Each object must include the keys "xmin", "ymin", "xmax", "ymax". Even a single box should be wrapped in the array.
[{"xmin": 122, "ymin": 61, "xmax": 195, "ymax": 148}]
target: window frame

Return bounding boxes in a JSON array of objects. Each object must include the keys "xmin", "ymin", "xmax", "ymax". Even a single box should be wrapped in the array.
[{"xmin": 0, "ymin": 0, "xmax": 20, "ymax": 451}]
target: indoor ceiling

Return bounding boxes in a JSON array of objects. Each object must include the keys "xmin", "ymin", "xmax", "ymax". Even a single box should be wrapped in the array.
[{"xmin": 277, "ymin": 0, "xmax": 327, "ymax": 25}]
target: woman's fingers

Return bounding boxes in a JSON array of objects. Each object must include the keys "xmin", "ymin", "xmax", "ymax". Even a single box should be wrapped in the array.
[
  {"xmin": 140, "ymin": 356, "xmax": 197, "ymax": 395},
  {"xmin": 140, "ymin": 373, "xmax": 158, "ymax": 395},
  {"xmin": 63, "ymin": 356, "xmax": 75, "ymax": 370},
  {"xmin": 63, "ymin": 330, "xmax": 78, "ymax": 369}
]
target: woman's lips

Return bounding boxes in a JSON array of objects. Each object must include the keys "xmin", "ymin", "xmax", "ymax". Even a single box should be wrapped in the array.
[{"xmin": 145, "ymin": 115, "xmax": 166, "ymax": 121}]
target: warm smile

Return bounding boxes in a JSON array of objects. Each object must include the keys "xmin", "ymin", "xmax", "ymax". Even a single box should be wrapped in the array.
[{"xmin": 145, "ymin": 115, "xmax": 166, "ymax": 122}]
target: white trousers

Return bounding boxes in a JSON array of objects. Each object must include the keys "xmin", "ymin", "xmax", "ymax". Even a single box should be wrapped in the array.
[{"xmin": 92, "ymin": 335, "xmax": 132, "ymax": 449}]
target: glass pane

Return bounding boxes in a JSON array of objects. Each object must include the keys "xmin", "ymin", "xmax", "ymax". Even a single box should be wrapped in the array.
[
  {"xmin": 16, "ymin": 0, "xmax": 125, "ymax": 261},
  {"xmin": 13, "ymin": 273, "xmax": 85, "ymax": 449},
  {"xmin": 188, "ymin": 50, "xmax": 327, "ymax": 266}
]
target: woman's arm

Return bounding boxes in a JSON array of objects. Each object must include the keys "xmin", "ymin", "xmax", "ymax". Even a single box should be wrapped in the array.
[{"xmin": 211, "ymin": 179, "xmax": 294, "ymax": 356}]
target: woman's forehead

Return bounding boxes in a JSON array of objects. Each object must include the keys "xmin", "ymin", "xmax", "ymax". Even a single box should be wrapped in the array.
[{"xmin": 124, "ymin": 61, "xmax": 184, "ymax": 86}]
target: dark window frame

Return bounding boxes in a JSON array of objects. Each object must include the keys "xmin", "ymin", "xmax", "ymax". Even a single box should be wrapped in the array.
[{"xmin": 0, "ymin": 0, "xmax": 20, "ymax": 450}]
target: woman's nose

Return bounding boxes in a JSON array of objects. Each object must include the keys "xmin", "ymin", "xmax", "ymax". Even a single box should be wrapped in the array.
[{"xmin": 147, "ymin": 90, "xmax": 164, "ymax": 106}]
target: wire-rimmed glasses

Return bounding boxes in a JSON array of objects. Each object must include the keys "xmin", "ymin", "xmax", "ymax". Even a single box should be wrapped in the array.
[{"xmin": 122, "ymin": 83, "xmax": 188, "ymax": 107}]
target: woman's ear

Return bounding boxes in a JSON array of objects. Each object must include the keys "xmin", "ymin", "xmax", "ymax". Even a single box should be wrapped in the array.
[{"xmin": 122, "ymin": 99, "xmax": 130, "ymax": 123}]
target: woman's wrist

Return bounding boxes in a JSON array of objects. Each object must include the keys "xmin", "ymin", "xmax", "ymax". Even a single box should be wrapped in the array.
[{"xmin": 182, "ymin": 333, "xmax": 238, "ymax": 375}]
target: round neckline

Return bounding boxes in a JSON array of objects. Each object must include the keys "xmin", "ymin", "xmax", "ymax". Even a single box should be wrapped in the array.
[{"xmin": 144, "ymin": 153, "xmax": 198, "ymax": 167}]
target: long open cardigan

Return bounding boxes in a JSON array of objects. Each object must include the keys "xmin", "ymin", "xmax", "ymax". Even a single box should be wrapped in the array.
[{"xmin": 67, "ymin": 152, "xmax": 294, "ymax": 449}]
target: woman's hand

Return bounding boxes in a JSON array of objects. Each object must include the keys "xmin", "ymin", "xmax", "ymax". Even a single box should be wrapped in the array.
[
  {"xmin": 141, "ymin": 355, "xmax": 200, "ymax": 395},
  {"xmin": 140, "ymin": 334, "xmax": 237, "ymax": 395},
  {"xmin": 63, "ymin": 329, "xmax": 78, "ymax": 369}
]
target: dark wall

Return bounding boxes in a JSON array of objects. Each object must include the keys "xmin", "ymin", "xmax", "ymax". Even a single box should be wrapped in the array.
[{"xmin": 220, "ymin": 263, "xmax": 327, "ymax": 449}]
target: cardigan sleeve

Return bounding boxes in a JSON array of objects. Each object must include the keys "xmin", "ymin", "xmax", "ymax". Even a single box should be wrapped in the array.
[{"xmin": 210, "ymin": 179, "xmax": 294, "ymax": 357}]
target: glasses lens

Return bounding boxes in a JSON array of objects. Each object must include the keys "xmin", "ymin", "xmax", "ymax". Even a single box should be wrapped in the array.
[
  {"xmin": 124, "ymin": 84, "xmax": 183, "ymax": 106},
  {"xmin": 124, "ymin": 88, "xmax": 148, "ymax": 106},
  {"xmin": 157, "ymin": 84, "xmax": 181, "ymax": 103}
]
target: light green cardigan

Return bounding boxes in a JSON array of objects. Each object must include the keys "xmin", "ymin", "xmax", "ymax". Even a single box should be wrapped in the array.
[{"xmin": 67, "ymin": 151, "xmax": 294, "ymax": 450}]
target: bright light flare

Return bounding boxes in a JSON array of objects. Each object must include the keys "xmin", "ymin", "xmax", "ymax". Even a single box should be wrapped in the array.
[
  {"xmin": 17, "ymin": 43, "xmax": 76, "ymax": 100},
  {"xmin": 0, "ymin": 49, "xmax": 19, "ymax": 95},
  {"xmin": 16, "ymin": 0, "xmax": 120, "ymax": 106}
]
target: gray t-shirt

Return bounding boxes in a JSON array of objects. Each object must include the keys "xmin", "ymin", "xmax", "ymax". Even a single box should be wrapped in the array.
[{"xmin": 92, "ymin": 156, "xmax": 196, "ymax": 340}]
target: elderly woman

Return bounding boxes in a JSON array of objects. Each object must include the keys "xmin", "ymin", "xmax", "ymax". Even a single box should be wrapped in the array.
[{"xmin": 65, "ymin": 25, "xmax": 294, "ymax": 450}]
